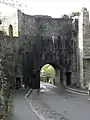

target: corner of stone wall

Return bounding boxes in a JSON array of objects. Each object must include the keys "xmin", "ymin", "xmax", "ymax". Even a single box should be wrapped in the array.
[{"xmin": 82, "ymin": 8, "xmax": 90, "ymax": 88}]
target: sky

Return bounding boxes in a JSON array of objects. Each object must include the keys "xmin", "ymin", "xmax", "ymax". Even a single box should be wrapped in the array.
[{"xmin": 0, "ymin": 0, "xmax": 90, "ymax": 18}]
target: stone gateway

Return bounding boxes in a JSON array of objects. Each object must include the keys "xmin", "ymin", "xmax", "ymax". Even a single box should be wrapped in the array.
[{"xmin": 1, "ymin": 7, "xmax": 90, "ymax": 89}]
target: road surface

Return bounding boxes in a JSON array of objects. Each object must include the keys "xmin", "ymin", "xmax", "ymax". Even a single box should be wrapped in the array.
[
  {"xmin": 28, "ymin": 82, "xmax": 90, "ymax": 120},
  {"xmin": 8, "ymin": 88, "xmax": 40, "ymax": 120}
]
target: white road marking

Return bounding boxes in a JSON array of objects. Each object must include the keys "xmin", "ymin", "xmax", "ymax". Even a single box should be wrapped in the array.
[
  {"xmin": 25, "ymin": 89, "xmax": 47, "ymax": 120},
  {"xmin": 41, "ymin": 82, "xmax": 88, "ymax": 96},
  {"xmin": 66, "ymin": 89, "xmax": 88, "ymax": 96}
]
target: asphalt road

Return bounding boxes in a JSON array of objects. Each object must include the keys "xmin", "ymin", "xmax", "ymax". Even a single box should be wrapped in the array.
[
  {"xmin": 8, "ymin": 88, "xmax": 40, "ymax": 120},
  {"xmin": 29, "ymin": 82, "xmax": 90, "ymax": 120},
  {"xmin": 8, "ymin": 82, "xmax": 90, "ymax": 120}
]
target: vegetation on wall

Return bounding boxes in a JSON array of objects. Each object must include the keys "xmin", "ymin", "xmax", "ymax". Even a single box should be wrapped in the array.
[{"xmin": 0, "ymin": 36, "xmax": 19, "ymax": 119}]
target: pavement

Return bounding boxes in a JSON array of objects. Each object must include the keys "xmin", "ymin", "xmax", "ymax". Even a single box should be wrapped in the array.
[
  {"xmin": 8, "ymin": 88, "xmax": 40, "ymax": 120},
  {"xmin": 28, "ymin": 82, "xmax": 90, "ymax": 120}
]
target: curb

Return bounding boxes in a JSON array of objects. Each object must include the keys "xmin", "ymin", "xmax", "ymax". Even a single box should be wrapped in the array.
[
  {"xmin": 25, "ymin": 88, "xmax": 33, "ymax": 99},
  {"xmin": 25, "ymin": 89, "xmax": 69, "ymax": 120},
  {"xmin": 65, "ymin": 86, "xmax": 88, "ymax": 95},
  {"xmin": 25, "ymin": 89, "xmax": 47, "ymax": 120}
]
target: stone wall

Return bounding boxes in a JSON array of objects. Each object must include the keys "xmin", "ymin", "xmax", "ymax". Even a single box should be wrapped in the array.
[
  {"xmin": 71, "ymin": 38, "xmax": 78, "ymax": 85},
  {"xmin": 0, "ymin": 35, "xmax": 20, "ymax": 54},
  {"xmin": 55, "ymin": 68, "xmax": 60, "ymax": 86},
  {"xmin": 0, "ymin": 35, "xmax": 21, "ymax": 119},
  {"xmin": 78, "ymin": 8, "xmax": 84, "ymax": 87},
  {"xmin": 18, "ymin": 10, "xmax": 79, "ymax": 87},
  {"xmin": 18, "ymin": 10, "xmax": 72, "ymax": 38},
  {"xmin": 18, "ymin": 10, "xmax": 25, "ymax": 37},
  {"xmin": 82, "ymin": 8, "xmax": 90, "ymax": 87},
  {"xmin": 77, "ymin": 7, "xmax": 90, "ymax": 87},
  {"xmin": 70, "ymin": 18, "xmax": 78, "ymax": 85},
  {"xmin": 83, "ymin": 59, "xmax": 90, "ymax": 87},
  {"xmin": 37, "ymin": 17, "xmax": 72, "ymax": 37},
  {"xmin": 0, "ymin": 35, "xmax": 21, "ymax": 85},
  {"xmin": 83, "ymin": 8, "xmax": 90, "ymax": 57},
  {"xmin": 18, "ymin": 10, "xmax": 39, "ymax": 37}
]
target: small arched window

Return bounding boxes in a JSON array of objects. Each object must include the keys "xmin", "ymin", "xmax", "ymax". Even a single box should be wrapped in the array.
[{"xmin": 9, "ymin": 24, "xmax": 13, "ymax": 36}]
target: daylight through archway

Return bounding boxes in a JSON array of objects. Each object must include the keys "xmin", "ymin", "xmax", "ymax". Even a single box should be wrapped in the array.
[{"xmin": 40, "ymin": 64, "xmax": 56, "ymax": 85}]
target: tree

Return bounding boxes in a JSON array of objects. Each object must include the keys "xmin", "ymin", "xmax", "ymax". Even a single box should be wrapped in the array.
[{"xmin": 40, "ymin": 64, "xmax": 55, "ymax": 79}]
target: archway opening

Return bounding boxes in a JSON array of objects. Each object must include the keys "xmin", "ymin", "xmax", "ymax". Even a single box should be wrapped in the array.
[{"xmin": 40, "ymin": 64, "xmax": 56, "ymax": 85}]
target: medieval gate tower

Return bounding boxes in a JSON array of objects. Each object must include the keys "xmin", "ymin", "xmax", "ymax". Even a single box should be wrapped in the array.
[{"xmin": 1, "ymin": 6, "xmax": 90, "ymax": 88}]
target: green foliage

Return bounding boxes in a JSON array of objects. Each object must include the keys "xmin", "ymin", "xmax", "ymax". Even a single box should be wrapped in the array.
[
  {"xmin": 7, "ymin": 92, "xmax": 13, "ymax": 114},
  {"xmin": 40, "ymin": 64, "xmax": 55, "ymax": 78}
]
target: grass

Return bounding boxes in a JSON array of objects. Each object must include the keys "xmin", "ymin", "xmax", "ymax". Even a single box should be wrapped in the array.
[
  {"xmin": 7, "ymin": 92, "xmax": 13, "ymax": 114},
  {"xmin": 0, "ymin": 88, "xmax": 13, "ymax": 113}
]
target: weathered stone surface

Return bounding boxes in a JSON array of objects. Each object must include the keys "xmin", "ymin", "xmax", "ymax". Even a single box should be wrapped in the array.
[
  {"xmin": 18, "ymin": 9, "xmax": 78, "ymax": 88},
  {"xmin": 2, "ymin": 7, "xmax": 90, "ymax": 88},
  {"xmin": 4, "ymin": 7, "xmax": 90, "ymax": 90},
  {"xmin": 18, "ymin": 10, "xmax": 72, "ymax": 37},
  {"xmin": 83, "ymin": 59, "xmax": 90, "ymax": 87},
  {"xmin": 77, "ymin": 8, "xmax": 90, "ymax": 87},
  {"xmin": 0, "ymin": 35, "xmax": 21, "ymax": 119}
]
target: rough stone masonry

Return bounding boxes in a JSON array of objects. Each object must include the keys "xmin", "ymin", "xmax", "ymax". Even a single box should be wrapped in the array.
[
  {"xmin": 1, "ymin": 7, "xmax": 90, "ymax": 88},
  {"xmin": 17, "ymin": 7, "xmax": 90, "ymax": 88}
]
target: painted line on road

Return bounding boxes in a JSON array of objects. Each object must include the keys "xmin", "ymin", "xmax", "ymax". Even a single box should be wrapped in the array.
[
  {"xmin": 66, "ymin": 89, "xmax": 88, "ymax": 96},
  {"xmin": 65, "ymin": 87, "xmax": 88, "ymax": 94},
  {"xmin": 25, "ymin": 89, "xmax": 47, "ymax": 120},
  {"xmin": 25, "ymin": 89, "xmax": 32, "ymax": 100},
  {"xmin": 27, "ymin": 98, "xmax": 47, "ymax": 120},
  {"xmin": 41, "ymin": 82, "xmax": 88, "ymax": 96}
]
